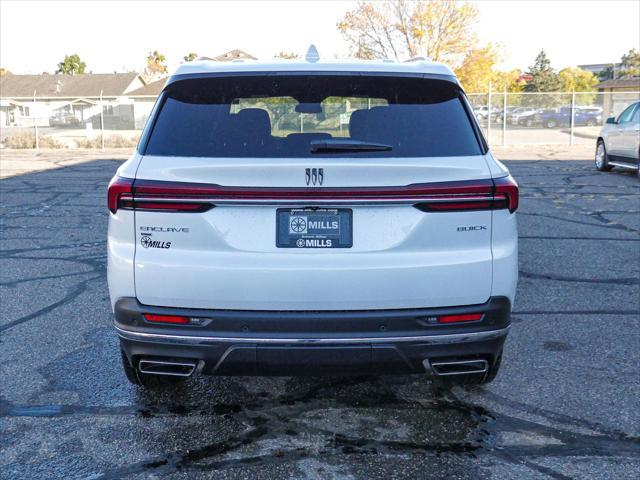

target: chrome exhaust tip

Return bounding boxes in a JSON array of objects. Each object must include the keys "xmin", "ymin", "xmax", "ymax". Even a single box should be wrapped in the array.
[
  {"xmin": 138, "ymin": 358, "xmax": 196, "ymax": 377},
  {"xmin": 429, "ymin": 359, "xmax": 488, "ymax": 376}
]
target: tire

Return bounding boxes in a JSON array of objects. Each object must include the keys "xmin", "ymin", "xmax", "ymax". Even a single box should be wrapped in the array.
[
  {"xmin": 595, "ymin": 140, "xmax": 612, "ymax": 172},
  {"xmin": 525, "ymin": 118, "xmax": 534, "ymax": 127},
  {"xmin": 120, "ymin": 350, "xmax": 187, "ymax": 388},
  {"xmin": 546, "ymin": 119, "xmax": 557, "ymax": 128},
  {"xmin": 586, "ymin": 118, "xmax": 596, "ymax": 127},
  {"xmin": 434, "ymin": 354, "xmax": 502, "ymax": 389}
]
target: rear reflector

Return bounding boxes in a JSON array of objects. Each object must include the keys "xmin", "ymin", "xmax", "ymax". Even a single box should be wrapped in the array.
[
  {"xmin": 144, "ymin": 314, "xmax": 190, "ymax": 324},
  {"xmin": 438, "ymin": 313, "xmax": 483, "ymax": 324}
]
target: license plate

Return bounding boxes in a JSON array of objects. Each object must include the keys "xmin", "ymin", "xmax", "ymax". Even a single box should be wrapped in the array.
[{"xmin": 276, "ymin": 208, "xmax": 352, "ymax": 248}]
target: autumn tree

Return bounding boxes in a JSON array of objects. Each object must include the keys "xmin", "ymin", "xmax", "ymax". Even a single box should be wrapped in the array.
[
  {"xmin": 56, "ymin": 54, "xmax": 87, "ymax": 75},
  {"xmin": 338, "ymin": 0, "xmax": 480, "ymax": 64},
  {"xmin": 145, "ymin": 50, "xmax": 168, "ymax": 78},
  {"xmin": 558, "ymin": 67, "xmax": 598, "ymax": 91},
  {"xmin": 183, "ymin": 52, "xmax": 198, "ymax": 62},
  {"xmin": 454, "ymin": 44, "xmax": 498, "ymax": 93},
  {"xmin": 558, "ymin": 67, "xmax": 599, "ymax": 104},
  {"xmin": 492, "ymin": 70, "xmax": 526, "ymax": 93},
  {"xmin": 0, "ymin": 67, "xmax": 10, "ymax": 76}
]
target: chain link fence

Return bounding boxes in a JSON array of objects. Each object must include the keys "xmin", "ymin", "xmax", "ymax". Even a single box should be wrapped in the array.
[
  {"xmin": 467, "ymin": 90, "xmax": 640, "ymax": 147},
  {"xmin": 1, "ymin": 90, "xmax": 638, "ymax": 149},
  {"xmin": 0, "ymin": 94, "xmax": 156, "ymax": 149}
]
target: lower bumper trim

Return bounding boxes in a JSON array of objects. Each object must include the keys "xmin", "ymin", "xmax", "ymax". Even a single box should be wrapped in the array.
[{"xmin": 115, "ymin": 325, "xmax": 510, "ymax": 346}]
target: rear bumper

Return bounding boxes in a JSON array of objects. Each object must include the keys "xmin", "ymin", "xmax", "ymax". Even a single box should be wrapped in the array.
[{"xmin": 115, "ymin": 296, "xmax": 510, "ymax": 375}]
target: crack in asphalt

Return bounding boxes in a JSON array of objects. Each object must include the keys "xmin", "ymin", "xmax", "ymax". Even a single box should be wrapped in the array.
[{"xmin": 519, "ymin": 270, "xmax": 639, "ymax": 286}]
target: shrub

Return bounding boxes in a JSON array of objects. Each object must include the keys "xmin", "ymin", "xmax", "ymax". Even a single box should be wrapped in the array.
[
  {"xmin": 75, "ymin": 134, "xmax": 140, "ymax": 148},
  {"xmin": 3, "ymin": 132, "xmax": 65, "ymax": 149}
]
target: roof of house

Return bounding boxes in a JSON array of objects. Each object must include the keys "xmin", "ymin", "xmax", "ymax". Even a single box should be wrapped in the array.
[
  {"xmin": 597, "ymin": 78, "xmax": 640, "ymax": 89},
  {"xmin": 0, "ymin": 72, "xmax": 142, "ymax": 98},
  {"xmin": 199, "ymin": 49, "xmax": 257, "ymax": 62},
  {"xmin": 126, "ymin": 78, "xmax": 166, "ymax": 96}
]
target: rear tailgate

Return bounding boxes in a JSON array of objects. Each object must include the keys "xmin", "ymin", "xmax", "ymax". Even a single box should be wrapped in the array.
[{"xmin": 132, "ymin": 155, "xmax": 495, "ymax": 310}]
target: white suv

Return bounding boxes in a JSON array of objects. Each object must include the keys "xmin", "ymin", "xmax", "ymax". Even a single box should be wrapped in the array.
[{"xmin": 108, "ymin": 52, "xmax": 519, "ymax": 388}]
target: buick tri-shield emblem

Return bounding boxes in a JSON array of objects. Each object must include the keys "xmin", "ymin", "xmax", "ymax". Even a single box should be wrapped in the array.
[{"xmin": 305, "ymin": 168, "xmax": 324, "ymax": 186}]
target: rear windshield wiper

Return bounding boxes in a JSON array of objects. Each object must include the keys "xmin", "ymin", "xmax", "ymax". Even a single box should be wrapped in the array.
[{"xmin": 310, "ymin": 139, "xmax": 393, "ymax": 153}]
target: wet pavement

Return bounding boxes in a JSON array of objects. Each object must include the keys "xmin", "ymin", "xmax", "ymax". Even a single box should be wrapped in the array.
[{"xmin": 1, "ymin": 157, "xmax": 639, "ymax": 479}]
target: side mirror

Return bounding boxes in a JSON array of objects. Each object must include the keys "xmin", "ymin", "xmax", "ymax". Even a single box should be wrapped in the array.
[{"xmin": 606, "ymin": 117, "xmax": 616, "ymax": 124}]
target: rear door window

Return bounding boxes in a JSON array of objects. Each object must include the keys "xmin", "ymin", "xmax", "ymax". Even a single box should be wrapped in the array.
[{"xmin": 144, "ymin": 75, "xmax": 483, "ymax": 158}]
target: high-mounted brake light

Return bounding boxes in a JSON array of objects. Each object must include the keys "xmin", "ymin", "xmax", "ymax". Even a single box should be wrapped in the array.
[
  {"xmin": 107, "ymin": 176, "xmax": 134, "ymax": 213},
  {"xmin": 144, "ymin": 314, "xmax": 190, "ymax": 324},
  {"xmin": 438, "ymin": 313, "xmax": 483, "ymax": 324}
]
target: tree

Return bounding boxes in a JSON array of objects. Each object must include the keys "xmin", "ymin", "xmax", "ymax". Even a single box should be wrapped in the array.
[
  {"xmin": 492, "ymin": 69, "xmax": 526, "ymax": 93},
  {"xmin": 454, "ymin": 44, "xmax": 498, "ymax": 93},
  {"xmin": 0, "ymin": 67, "xmax": 10, "ymax": 76},
  {"xmin": 145, "ymin": 50, "xmax": 168, "ymax": 77},
  {"xmin": 337, "ymin": 0, "xmax": 479, "ymax": 64},
  {"xmin": 56, "ymin": 54, "xmax": 87, "ymax": 75},
  {"xmin": 524, "ymin": 50, "xmax": 562, "ymax": 92},
  {"xmin": 617, "ymin": 48, "xmax": 640, "ymax": 79},
  {"xmin": 558, "ymin": 67, "xmax": 598, "ymax": 92},
  {"xmin": 559, "ymin": 67, "xmax": 599, "ymax": 104},
  {"xmin": 275, "ymin": 51, "xmax": 300, "ymax": 60},
  {"xmin": 183, "ymin": 52, "xmax": 198, "ymax": 63}
]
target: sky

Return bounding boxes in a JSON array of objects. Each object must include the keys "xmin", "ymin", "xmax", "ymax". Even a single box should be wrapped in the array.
[{"xmin": 1, "ymin": 0, "xmax": 638, "ymax": 74}]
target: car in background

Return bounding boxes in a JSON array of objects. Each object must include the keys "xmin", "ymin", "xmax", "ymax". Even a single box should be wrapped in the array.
[
  {"xmin": 511, "ymin": 108, "xmax": 538, "ymax": 127},
  {"xmin": 49, "ymin": 111, "xmax": 81, "ymax": 127},
  {"xmin": 595, "ymin": 101, "xmax": 639, "ymax": 177},
  {"xmin": 474, "ymin": 105, "xmax": 490, "ymax": 121},
  {"xmin": 539, "ymin": 106, "xmax": 602, "ymax": 128}
]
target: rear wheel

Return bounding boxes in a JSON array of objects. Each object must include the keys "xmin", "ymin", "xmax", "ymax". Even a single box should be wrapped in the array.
[
  {"xmin": 595, "ymin": 140, "xmax": 612, "ymax": 172},
  {"xmin": 120, "ymin": 350, "xmax": 187, "ymax": 387},
  {"xmin": 434, "ymin": 354, "xmax": 502, "ymax": 389}
]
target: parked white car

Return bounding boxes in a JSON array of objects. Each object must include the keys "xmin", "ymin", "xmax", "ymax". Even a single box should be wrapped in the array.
[
  {"xmin": 107, "ymin": 48, "xmax": 519, "ymax": 389},
  {"xmin": 595, "ymin": 101, "xmax": 640, "ymax": 176}
]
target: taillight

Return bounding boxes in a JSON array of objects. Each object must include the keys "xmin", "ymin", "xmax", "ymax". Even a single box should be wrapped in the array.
[
  {"xmin": 107, "ymin": 176, "xmax": 133, "ymax": 214},
  {"xmin": 415, "ymin": 176, "xmax": 519, "ymax": 213},
  {"xmin": 493, "ymin": 175, "xmax": 519, "ymax": 213},
  {"xmin": 438, "ymin": 313, "xmax": 483, "ymax": 324},
  {"xmin": 107, "ymin": 176, "xmax": 213, "ymax": 213},
  {"xmin": 144, "ymin": 314, "xmax": 190, "ymax": 324}
]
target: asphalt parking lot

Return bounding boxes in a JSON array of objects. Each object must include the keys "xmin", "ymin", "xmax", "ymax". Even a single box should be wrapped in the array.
[{"xmin": 1, "ymin": 152, "xmax": 639, "ymax": 479}]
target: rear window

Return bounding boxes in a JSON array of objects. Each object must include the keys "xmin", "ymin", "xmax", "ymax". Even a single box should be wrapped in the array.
[{"xmin": 144, "ymin": 75, "xmax": 483, "ymax": 158}]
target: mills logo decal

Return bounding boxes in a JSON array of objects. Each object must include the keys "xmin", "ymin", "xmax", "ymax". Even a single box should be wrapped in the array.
[{"xmin": 140, "ymin": 233, "xmax": 171, "ymax": 249}]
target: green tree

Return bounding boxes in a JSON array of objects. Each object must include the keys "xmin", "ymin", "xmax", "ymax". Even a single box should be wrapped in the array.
[
  {"xmin": 182, "ymin": 52, "xmax": 198, "ymax": 62},
  {"xmin": 56, "ymin": 54, "xmax": 87, "ymax": 75},
  {"xmin": 145, "ymin": 50, "xmax": 168, "ymax": 77},
  {"xmin": 524, "ymin": 50, "xmax": 562, "ymax": 92},
  {"xmin": 617, "ymin": 48, "xmax": 640, "ymax": 79}
]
